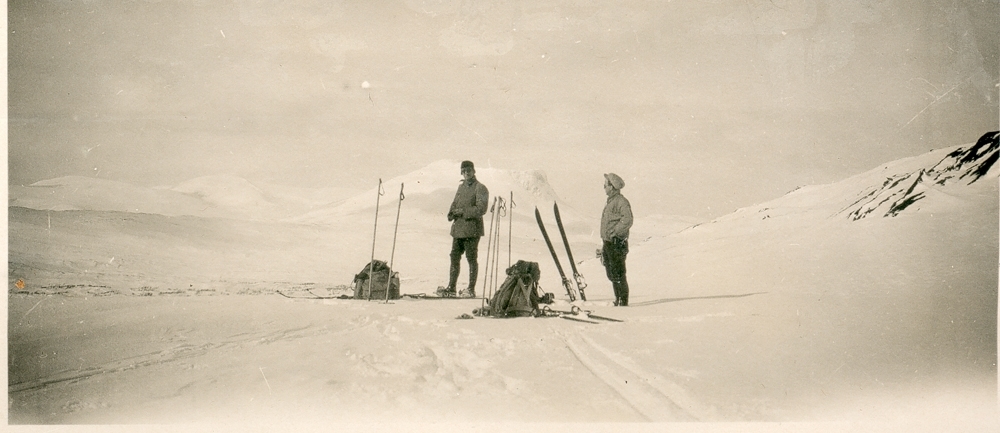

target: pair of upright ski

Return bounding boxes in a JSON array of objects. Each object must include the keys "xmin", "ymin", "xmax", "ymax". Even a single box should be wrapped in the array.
[{"xmin": 534, "ymin": 203, "xmax": 587, "ymax": 302}]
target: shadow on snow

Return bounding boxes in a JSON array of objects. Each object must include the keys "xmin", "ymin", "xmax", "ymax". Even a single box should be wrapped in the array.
[{"xmin": 630, "ymin": 292, "xmax": 768, "ymax": 307}]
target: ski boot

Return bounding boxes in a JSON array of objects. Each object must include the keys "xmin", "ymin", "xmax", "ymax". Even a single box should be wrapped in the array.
[
  {"xmin": 435, "ymin": 286, "xmax": 457, "ymax": 298},
  {"xmin": 458, "ymin": 287, "xmax": 476, "ymax": 298}
]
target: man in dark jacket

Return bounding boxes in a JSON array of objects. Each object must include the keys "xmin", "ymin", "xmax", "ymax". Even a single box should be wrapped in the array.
[
  {"xmin": 601, "ymin": 173, "xmax": 633, "ymax": 306},
  {"xmin": 438, "ymin": 160, "xmax": 489, "ymax": 298}
]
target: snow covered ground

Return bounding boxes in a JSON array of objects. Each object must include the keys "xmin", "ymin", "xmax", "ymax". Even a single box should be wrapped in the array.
[{"xmin": 7, "ymin": 135, "xmax": 999, "ymax": 430}]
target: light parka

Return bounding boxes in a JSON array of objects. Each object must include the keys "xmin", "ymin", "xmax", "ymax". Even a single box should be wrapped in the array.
[
  {"xmin": 449, "ymin": 177, "xmax": 489, "ymax": 238},
  {"xmin": 600, "ymin": 190, "xmax": 633, "ymax": 242}
]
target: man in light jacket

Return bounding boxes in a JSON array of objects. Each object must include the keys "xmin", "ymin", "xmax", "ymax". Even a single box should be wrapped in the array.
[
  {"xmin": 438, "ymin": 160, "xmax": 489, "ymax": 298},
  {"xmin": 601, "ymin": 173, "xmax": 633, "ymax": 306}
]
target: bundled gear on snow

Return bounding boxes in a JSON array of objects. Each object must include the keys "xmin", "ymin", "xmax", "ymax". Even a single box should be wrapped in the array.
[
  {"xmin": 479, "ymin": 260, "xmax": 552, "ymax": 317},
  {"xmin": 352, "ymin": 260, "xmax": 400, "ymax": 300}
]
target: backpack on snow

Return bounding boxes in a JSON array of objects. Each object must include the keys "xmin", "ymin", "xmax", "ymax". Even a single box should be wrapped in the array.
[
  {"xmin": 352, "ymin": 260, "xmax": 400, "ymax": 300},
  {"xmin": 486, "ymin": 260, "xmax": 549, "ymax": 317}
]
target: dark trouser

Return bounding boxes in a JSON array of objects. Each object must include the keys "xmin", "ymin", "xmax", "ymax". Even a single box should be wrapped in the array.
[
  {"xmin": 602, "ymin": 239, "xmax": 629, "ymax": 306},
  {"xmin": 448, "ymin": 237, "xmax": 480, "ymax": 291}
]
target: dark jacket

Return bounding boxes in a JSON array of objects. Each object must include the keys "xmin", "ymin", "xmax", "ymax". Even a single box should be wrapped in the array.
[
  {"xmin": 448, "ymin": 177, "xmax": 489, "ymax": 238},
  {"xmin": 600, "ymin": 190, "xmax": 633, "ymax": 242}
]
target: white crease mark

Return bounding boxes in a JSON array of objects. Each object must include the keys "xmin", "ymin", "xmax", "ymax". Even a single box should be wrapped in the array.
[
  {"xmin": 903, "ymin": 82, "xmax": 961, "ymax": 129},
  {"xmin": 259, "ymin": 367, "xmax": 271, "ymax": 393},
  {"xmin": 446, "ymin": 108, "xmax": 487, "ymax": 144},
  {"xmin": 20, "ymin": 298, "xmax": 47, "ymax": 326}
]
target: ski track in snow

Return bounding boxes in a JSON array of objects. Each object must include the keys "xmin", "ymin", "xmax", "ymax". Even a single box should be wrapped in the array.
[
  {"xmin": 9, "ymin": 320, "xmax": 377, "ymax": 395},
  {"xmin": 556, "ymin": 328, "xmax": 712, "ymax": 421}
]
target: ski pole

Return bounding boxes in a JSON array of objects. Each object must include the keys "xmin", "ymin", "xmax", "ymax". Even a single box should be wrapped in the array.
[
  {"xmin": 508, "ymin": 191, "xmax": 515, "ymax": 269},
  {"xmin": 492, "ymin": 197, "xmax": 505, "ymax": 299},
  {"xmin": 384, "ymin": 183, "xmax": 405, "ymax": 303},
  {"xmin": 490, "ymin": 197, "xmax": 507, "ymax": 300},
  {"xmin": 488, "ymin": 196, "xmax": 501, "ymax": 299},
  {"xmin": 367, "ymin": 179, "xmax": 384, "ymax": 301},
  {"xmin": 481, "ymin": 197, "xmax": 498, "ymax": 305},
  {"xmin": 486, "ymin": 197, "xmax": 498, "ymax": 300}
]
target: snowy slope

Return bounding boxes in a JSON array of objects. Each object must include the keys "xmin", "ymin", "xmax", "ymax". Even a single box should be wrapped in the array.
[
  {"xmin": 9, "ymin": 175, "xmax": 353, "ymax": 221},
  {"xmin": 686, "ymin": 131, "xmax": 999, "ymax": 233},
  {"xmin": 7, "ymin": 133, "xmax": 998, "ymax": 425},
  {"xmin": 839, "ymin": 132, "xmax": 1000, "ymax": 220},
  {"xmin": 9, "ymin": 176, "xmax": 215, "ymax": 216},
  {"xmin": 627, "ymin": 131, "xmax": 998, "ymax": 268}
]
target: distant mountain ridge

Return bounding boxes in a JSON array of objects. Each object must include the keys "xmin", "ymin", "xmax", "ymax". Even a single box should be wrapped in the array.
[
  {"xmin": 840, "ymin": 131, "xmax": 999, "ymax": 220},
  {"xmin": 10, "ymin": 176, "xmax": 213, "ymax": 216},
  {"xmin": 708, "ymin": 131, "xmax": 999, "ymax": 228},
  {"xmin": 10, "ymin": 133, "xmax": 997, "ymax": 230},
  {"xmin": 170, "ymin": 175, "xmax": 274, "ymax": 210},
  {"xmin": 8, "ymin": 175, "xmax": 353, "ymax": 221},
  {"xmin": 288, "ymin": 159, "xmax": 576, "ymax": 225}
]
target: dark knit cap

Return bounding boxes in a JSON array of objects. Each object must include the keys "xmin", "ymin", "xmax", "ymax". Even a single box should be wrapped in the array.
[{"xmin": 461, "ymin": 160, "xmax": 475, "ymax": 171}]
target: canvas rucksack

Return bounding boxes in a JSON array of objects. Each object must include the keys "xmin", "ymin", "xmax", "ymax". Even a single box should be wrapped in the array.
[
  {"xmin": 487, "ymin": 260, "xmax": 548, "ymax": 317},
  {"xmin": 352, "ymin": 260, "xmax": 400, "ymax": 300}
]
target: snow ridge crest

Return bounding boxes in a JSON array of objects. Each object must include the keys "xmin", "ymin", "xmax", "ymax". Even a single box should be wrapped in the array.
[{"xmin": 841, "ymin": 131, "xmax": 999, "ymax": 221}]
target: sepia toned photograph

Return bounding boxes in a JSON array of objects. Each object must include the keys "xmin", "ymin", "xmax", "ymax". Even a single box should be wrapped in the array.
[{"xmin": 7, "ymin": 1, "xmax": 999, "ymax": 431}]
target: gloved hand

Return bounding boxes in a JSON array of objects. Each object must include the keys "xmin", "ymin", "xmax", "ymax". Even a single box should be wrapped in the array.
[{"xmin": 613, "ymin": 237, "xmax": 628, "ymax": 254}]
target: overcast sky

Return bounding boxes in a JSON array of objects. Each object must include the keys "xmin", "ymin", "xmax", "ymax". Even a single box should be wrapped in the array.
[{"xmin": 8, "ymin": 1, "xmax": 999, "ymax": 219}]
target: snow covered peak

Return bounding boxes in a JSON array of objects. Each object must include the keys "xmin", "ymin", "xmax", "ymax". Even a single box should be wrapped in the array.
[
  {"xmin": 840, "ymin": 131, "xmax": 998, "ymax": 221},
  {"xmin": 926, "ymin": 131, "xmax": 1000, "ymax": 185},
  {"xmin": 289, "ymin": 160, "xmax": 565, "ymax": 224},
  {"xmin": 352, "ymin": 159, "xmax": 560, "ymax": 202},
  {"xmin": 704, "ymin": 131, "xmax": 999, "ymax": 229},
  {"xmin": 170, "ymin": 175, "xmax": 273, "ymax": 209}
]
